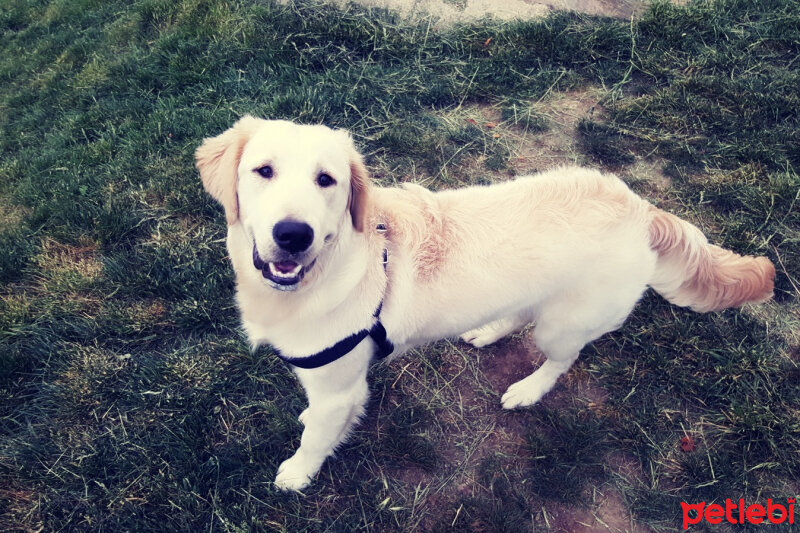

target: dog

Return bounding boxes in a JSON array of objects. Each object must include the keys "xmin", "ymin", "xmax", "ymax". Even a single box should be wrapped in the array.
[{"xmin": 196, "ymin": 116, "xmax": 775, "ymax": 491}]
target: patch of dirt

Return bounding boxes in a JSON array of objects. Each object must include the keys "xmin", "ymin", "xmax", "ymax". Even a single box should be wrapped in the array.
[
  {"xmin": 449, "ymin": 90, "xmax": 601, "ymax": 178},
  {"xmin": 530, "ymin": 89, "xmax": 676, "ymax": 200},
  {"xmin": 299, "ymin": 0, "xmax": 549, "ymax": 26},
  {"xmin": 366, "ymin": 342, "xmax": 528, "ymax": 506},
  {"xmin": 304, "ymin": 0, "xmax": 652, "ymax": 26},
  {"xmin": 478, "ymin": 334, "xmax": 543, "ymax": 392},
  {"xmin": 376, "ymin": 335, "xmax": 615, "ymax": 505},
  {"xmin": 534, "ymin": 0, "xmax": 645, "ymax": 18},
  {"xmin": 617, "ymin": 157, "xmax": 673, "ymax": 195},
  {"xmin": 506, "ymin": 88, "xmax": 599, "ymax": 173},
  {"xmin": 360, "ymin": 331, "xmax": 663, "ymax": 531},
  {"xmin": 451, "ymin": 87, "xmax": 674, "ymax": 197},
  {"xmin": 605, "ymin": 450, "xmax": 646, "ymax": 484},
  {"xmin": 545, "ymin": 487, "xmax": 655, "ymax": 532}
]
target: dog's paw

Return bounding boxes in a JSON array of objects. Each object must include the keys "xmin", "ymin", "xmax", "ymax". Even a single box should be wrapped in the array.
[
  {"xmin": 501, "ymin": 375, "xmax": 550, "ymax": 409},
  {"xmin": 460, "ymin": 325, "xmax": 503, "ymax": 348},
  {"xmin": 274, "ymin": 454, "xmax": 317, "ymax": 492},
  {"xmin": 298, "ymin": 408, "xmax": 310, "ymax": 426}
]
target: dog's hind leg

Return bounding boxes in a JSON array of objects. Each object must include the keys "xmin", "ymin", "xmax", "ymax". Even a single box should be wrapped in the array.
[
  {"xmin": 501, "ymin": 286, "xmax": 642, "ymax": 409},
  {"xmin": 460, "ymin": 313, "xmax": 531, "ymax": 348},
  {"xmin": 500, "ymin": 322, "xmax": 581, "ymax": 409}
]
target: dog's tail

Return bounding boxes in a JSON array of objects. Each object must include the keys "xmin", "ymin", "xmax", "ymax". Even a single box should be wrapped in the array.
[{"xmin": 647, "ymin": 207, "xmax": 775, "ymax": 312}]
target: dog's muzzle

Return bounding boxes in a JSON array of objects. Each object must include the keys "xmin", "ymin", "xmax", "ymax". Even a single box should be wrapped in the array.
[{"xmin": 252, "ymin": 243, "xmax": 315, "ymax": 292}]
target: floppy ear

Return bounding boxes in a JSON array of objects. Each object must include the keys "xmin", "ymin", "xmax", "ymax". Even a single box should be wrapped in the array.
[
  {"xmin": 195, "ymin": 115, "xmax": 262, "ymax": 225},
  {"xmin": 342, "ymin": 133, "xmax": 371, "ymax": 233}
]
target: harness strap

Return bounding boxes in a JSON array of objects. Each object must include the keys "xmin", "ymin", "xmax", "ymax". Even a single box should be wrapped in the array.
[
  {"xmin": 274, "ymin": 303, "xmax": 393, "ymax": 369},
  {"xmin": 368, "ymin": 320, "xmax": 394, "ymax": 360},
  {"xmin": 275, "ymin": 328, "xmax": 370, "ymax": 369}
]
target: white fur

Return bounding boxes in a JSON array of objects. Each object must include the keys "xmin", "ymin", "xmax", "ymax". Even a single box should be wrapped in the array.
[{"xmin": 196, "ymin": 118, "xmax": 772, "ymax": 491}]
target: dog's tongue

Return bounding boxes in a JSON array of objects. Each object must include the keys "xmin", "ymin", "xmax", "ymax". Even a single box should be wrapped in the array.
[{"xmin": 273, "ymin": 261, "xmax": 299, "ymax": 274}]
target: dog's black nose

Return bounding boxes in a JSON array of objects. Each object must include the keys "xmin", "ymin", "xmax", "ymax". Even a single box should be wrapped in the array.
[{"xmin": 273, "ymin": 220, "xmax": 314, "ymax": 253}]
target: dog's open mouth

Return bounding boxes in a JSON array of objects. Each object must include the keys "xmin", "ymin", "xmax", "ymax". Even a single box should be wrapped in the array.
[{"xmin": 252, "ymin": 244, "xmax": 314, "ymax": 291}]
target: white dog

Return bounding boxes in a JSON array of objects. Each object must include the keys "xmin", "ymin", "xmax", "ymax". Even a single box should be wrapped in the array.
[{"xmin": 196, "ymin": 117, "xmax": 775, "ymax": 491}]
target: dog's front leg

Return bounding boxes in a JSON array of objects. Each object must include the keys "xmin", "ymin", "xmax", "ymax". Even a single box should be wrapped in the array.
[{"xmin": 274, "ymin": 355, "xmax": 370, "ymax": 492}]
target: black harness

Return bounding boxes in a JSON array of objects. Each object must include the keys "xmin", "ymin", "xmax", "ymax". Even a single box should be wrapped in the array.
[
  {"xmin": 274, "ymin": 237, "xmax": 394, "ymax": 370},
  {"xmin": 274, "ymin": 304, "xmax": 393, "ymax": 369}
]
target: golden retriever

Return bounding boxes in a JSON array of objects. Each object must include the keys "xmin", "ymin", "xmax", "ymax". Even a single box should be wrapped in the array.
[{"xmin": 196, "ymin": 116, "xmax": 774, "ymax": 491}]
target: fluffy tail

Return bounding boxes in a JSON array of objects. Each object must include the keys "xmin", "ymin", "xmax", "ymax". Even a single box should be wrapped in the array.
[{"xmin": 648, "ymin": 207, "xmax": 775, "ymax": 312}]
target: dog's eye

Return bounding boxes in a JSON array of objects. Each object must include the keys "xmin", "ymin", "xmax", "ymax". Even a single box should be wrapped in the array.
[
  {"xmin": 317, "ymin": 173, "xmax": 336, "ymax": 188},
  {"xmin": 255, "ymin": 165, "xmax": 273, "ymax": 179}
]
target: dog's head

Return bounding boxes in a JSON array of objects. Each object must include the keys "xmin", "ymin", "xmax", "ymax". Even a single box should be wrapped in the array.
[{"xmin": 196, "ymin": 117, "xmax": 370, "ymax": 291}]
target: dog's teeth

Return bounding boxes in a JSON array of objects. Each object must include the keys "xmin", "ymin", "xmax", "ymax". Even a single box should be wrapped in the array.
[
  {"xmin": 268, "ymin": 262, "xmax": 303, "ymax": 278},
  {"xmin": 268, "ymin": 263, "xmax": 287, "ymax": 277}
]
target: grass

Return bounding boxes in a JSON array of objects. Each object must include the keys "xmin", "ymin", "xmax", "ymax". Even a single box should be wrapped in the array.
[{"xmin": 1, "ymin": 0, "xmax": 798, "ymax": 531}]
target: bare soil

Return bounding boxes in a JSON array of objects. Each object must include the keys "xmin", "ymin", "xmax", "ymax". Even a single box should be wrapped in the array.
[{"xmin": 301, "ymin": 0, "xmax": 650, "ymax": 25}]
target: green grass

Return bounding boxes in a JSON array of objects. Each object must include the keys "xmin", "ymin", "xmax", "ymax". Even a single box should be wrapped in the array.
[{"xmin": 1, "ymin": 0, "xmax": 798, "ymax": 531}]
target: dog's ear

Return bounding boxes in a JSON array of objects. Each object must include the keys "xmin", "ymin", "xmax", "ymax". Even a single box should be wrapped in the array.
[
  {"xmin": 195, "ymin": 115, "xmax": 262, "ymax": 225},
  {"xmin": 349, "ymin": 152, "xmax": 371, "ymax": 233},
  {"xmin": 340, "ymin": 131, "xmax": 371, "ymax": 233}
]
